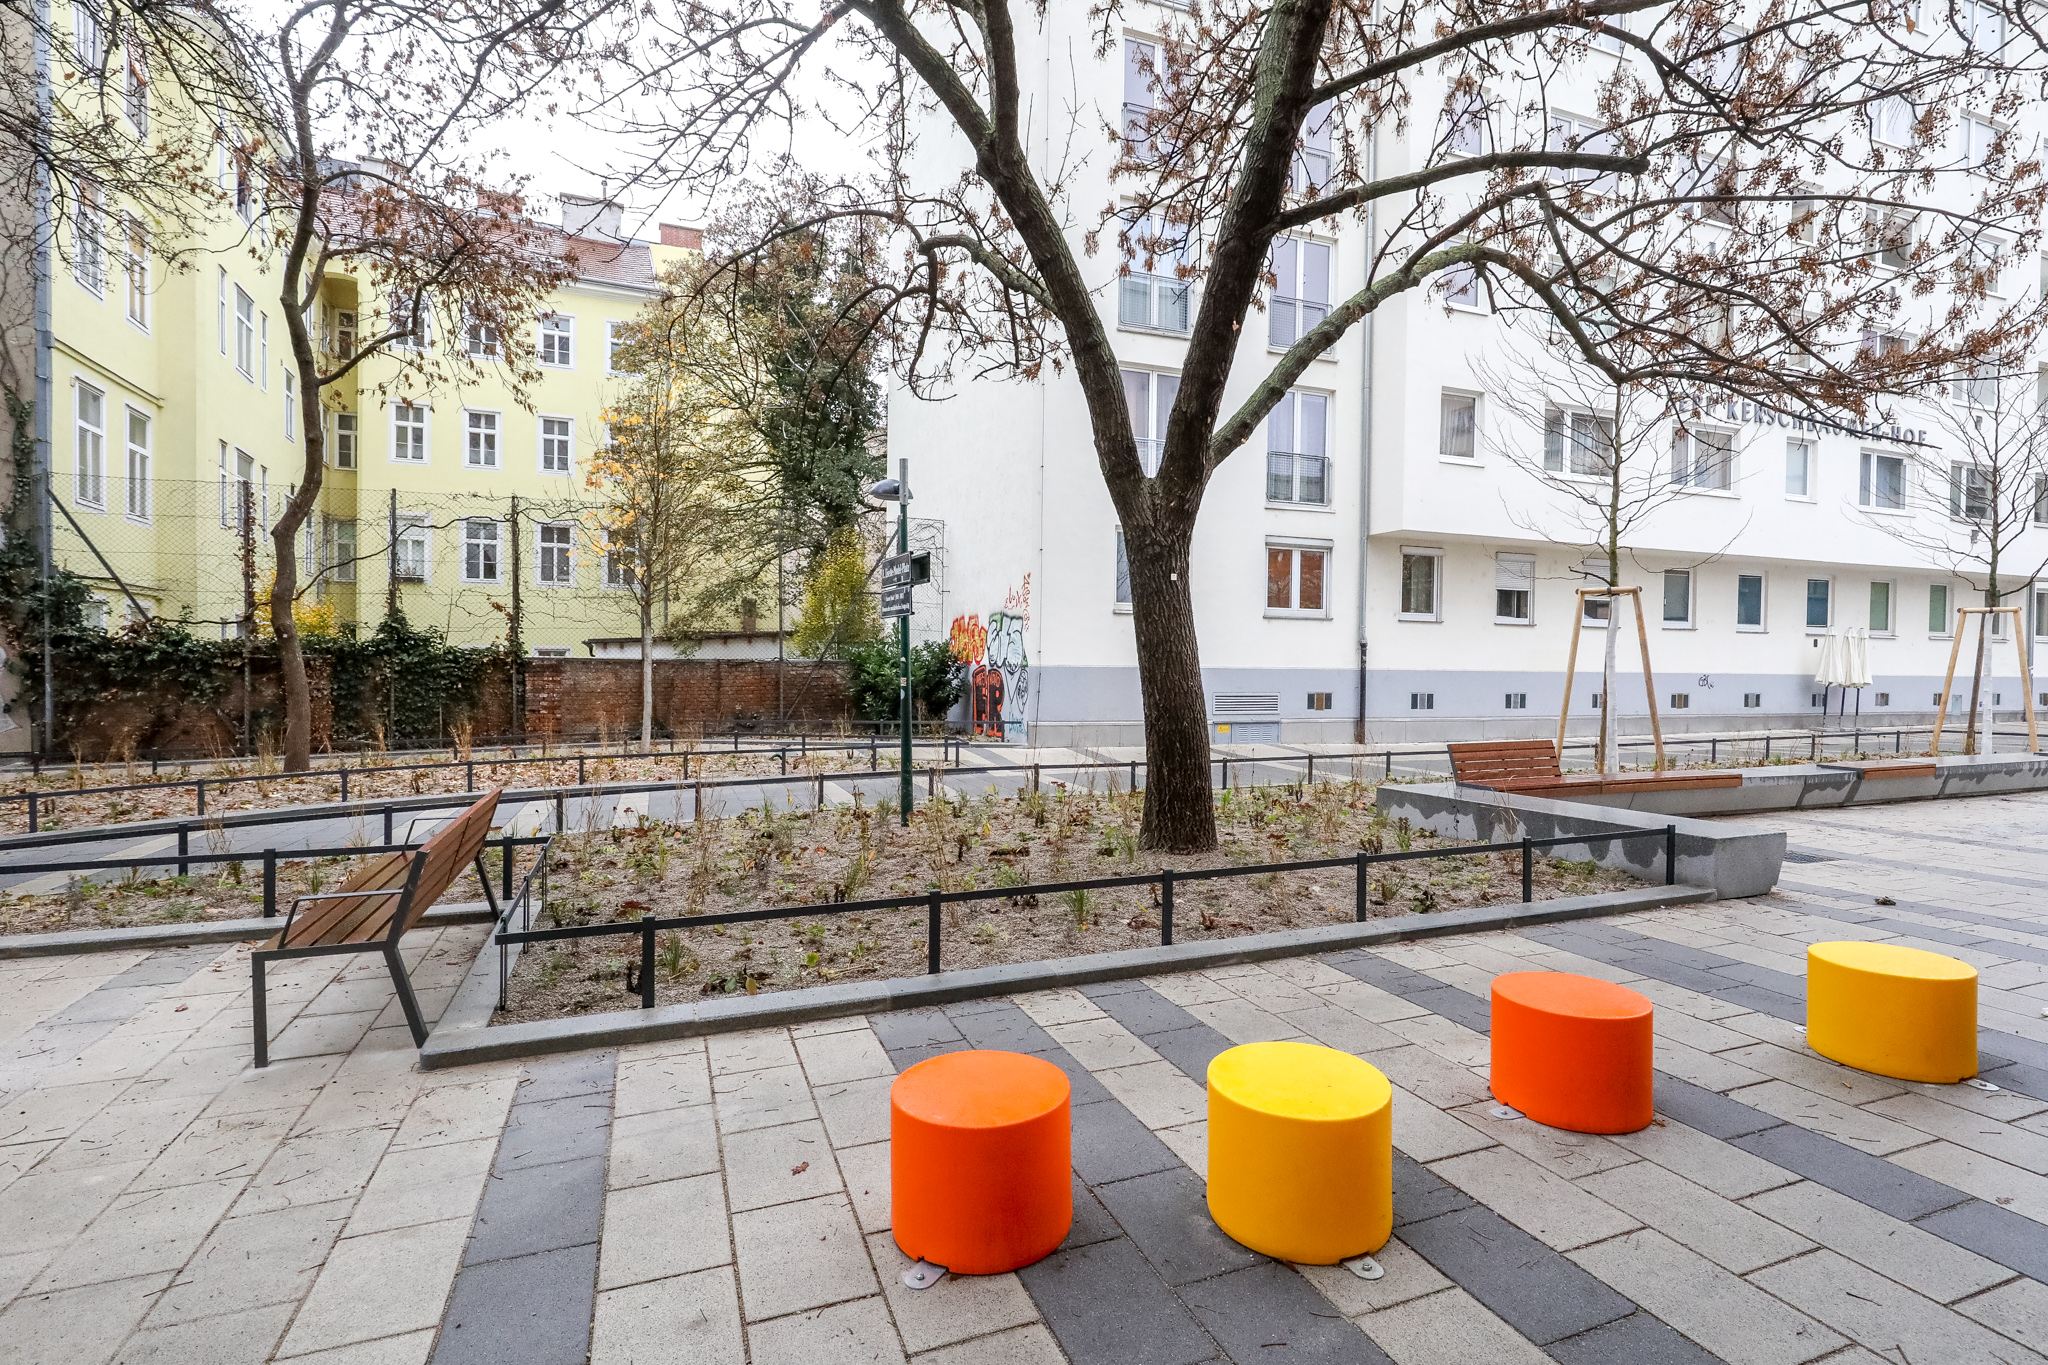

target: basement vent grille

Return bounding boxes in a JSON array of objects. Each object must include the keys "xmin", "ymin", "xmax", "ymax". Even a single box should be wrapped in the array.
[
  {"xmin": 1211, "ymin": 693, "xmax": 1281, "ymax": 716},
  {"xmin": 1782, "ymin": 850, "xmax": 1838, "ymax": 864}
]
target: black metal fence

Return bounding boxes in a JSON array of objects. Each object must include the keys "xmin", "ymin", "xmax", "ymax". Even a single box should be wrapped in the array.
[{"xmin": 492, "ymin": 824, "xmax": 1680, "ymax": 1011}]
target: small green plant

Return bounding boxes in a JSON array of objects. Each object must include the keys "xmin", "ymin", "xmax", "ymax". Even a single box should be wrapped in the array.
[{"xmin": 1063, "ymin": 886, "xmax": 1092, "ymax": 931}]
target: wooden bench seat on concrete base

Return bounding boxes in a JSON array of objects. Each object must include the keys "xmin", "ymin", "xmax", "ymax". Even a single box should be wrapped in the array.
[
  {"xmin": 1817, "ymin": 759, "xmax": 1940, "ymax": 781},
  {"xmin": 1448, "ymin": 740, "xmax": 1742, "ymax": 798},
  {"xmin": 251, "ymin": 789, "xmax": 503, "ymax": 1068}
]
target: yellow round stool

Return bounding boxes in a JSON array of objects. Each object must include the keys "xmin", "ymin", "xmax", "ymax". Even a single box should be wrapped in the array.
[
  {"xmin": 1807, "ymin": 941, "xmax": 1977, "ymax": 1083},
  {"xmin": 1206, "ymin": 1041, "xmax": 1392, "ymax": 1264}
]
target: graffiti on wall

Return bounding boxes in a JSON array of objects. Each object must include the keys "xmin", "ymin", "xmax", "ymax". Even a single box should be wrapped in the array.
[{"xmin": 950, "ymin": 574, "xmax": 1031, "ymax": 741}]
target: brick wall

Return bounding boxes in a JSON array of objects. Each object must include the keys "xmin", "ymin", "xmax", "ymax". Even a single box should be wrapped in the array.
[
  {"xmin": 523, "ymin": 657, "xmax": 850, "ymax": 739},
  {"xmin": 60, "ymin": 656, "xmax": 333, "ymax": 759}
]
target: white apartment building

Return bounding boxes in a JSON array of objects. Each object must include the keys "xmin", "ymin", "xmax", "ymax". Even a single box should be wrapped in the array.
[{"xmin": 891, "ymin": 7, "xmax": 2048, "ymax": 745}]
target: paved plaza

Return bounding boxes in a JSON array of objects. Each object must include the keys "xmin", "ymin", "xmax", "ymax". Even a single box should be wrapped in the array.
[{"xmin": 2, "ymin": 794, "xmax": 2047, "ymax": 1363}]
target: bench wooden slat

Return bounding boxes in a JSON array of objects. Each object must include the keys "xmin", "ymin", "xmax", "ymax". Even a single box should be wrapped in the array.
[{"xmin": 270, "ymin": 790, "xmax": 501, "ymax": 950}]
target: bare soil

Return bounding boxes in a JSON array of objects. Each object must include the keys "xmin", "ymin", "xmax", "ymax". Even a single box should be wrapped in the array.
[{"xmin": 494, "ymin": 781, "xmax": 1630, "ymax": 1023}]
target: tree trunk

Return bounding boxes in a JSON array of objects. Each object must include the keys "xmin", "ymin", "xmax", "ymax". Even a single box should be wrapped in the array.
[
  {"xmin": 271, "ymin": 392, "xmax": 326, "ymax": 772},
  {"xmin": 1598, "ymin": 608, "xmax": 1619, "ymax": 774},
  {"xmin": 640, "ymin": 598, "xmax": 655, "ymax": 747},
  {"xmin": 1127, "ymin": 528, "xmax": 1217, "ymax": 852},
  {"xmin": 1965, "ymin": 607, "xmax": 1990, "ymax": 756}
]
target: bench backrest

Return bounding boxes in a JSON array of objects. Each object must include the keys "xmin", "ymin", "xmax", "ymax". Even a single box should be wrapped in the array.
[
  {"xmin": 276, "ymin": 789, "xmax": 502, "ymax": 949},
  {"xmin": 1447, "ymin": 739, "xmax": 1563, "ymax": 785}
]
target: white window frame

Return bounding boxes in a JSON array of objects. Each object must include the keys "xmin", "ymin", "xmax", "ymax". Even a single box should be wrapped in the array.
[
  {"xmin": 1439, "ymin": 391, "xmax": 1479, "ymax": 462},
  {"xmin": 122, "ymin": 404, "xmax": 149, "ymax": 522},
  {"xmin": 1858, "ymin": 449, "xmax": 1907, "ymax": 511},
  {"xmin": 1114, "ymin": 527, "xmax": 1132, "ymax": 611},
  {"xmin": 259, "ymin": 312, "xmax": 269, "ymax": 389},
  {"xmin": 1929, "ymin": 581, "xmax": 1954, "ymax": 637},
  {"xmin": 536, "ymin": 521, "xmax": 574, "ymax": 587},
  {"xmin": 1873, "ymin": 95, "xmax": 1915, "ymax": 148},
  {"xmin": 538, "ymin": 312, "xmax": 574, "ymax": 367},
  {"xmin": 391, "ymin": 402, "xmax": 429, "ymax": 464},
  {"xmin": 1122, "ymin": 36, "xmax": 1167, "ymax": 158},
  {"xmin": 283, "ymin": 369, "xmax": 296, "ymax": 441},
  {"xmin": 1662, "ymin": 568, "xmax": 1695, "ymax": 628},
  {"xmin": 1291, "ymin": 99, "xmax": 1335, "ymax": 193},
  {"xmin": 1398, "ymin": 545, "xmax": 1443, "ymax": 622},
  {"xmin": 1869, "ymin": 579, "xmax": 1897, "ymax": 636},
  {"xmin": 1121, "ymin": 367, "xmax": 1179, "ymax": 478},
  {"xmin": 1670, "ymin": 426, "xmax": 1735, "ymax": 492},
  {"xmin": 538, "ymin": 415, "xmax": 574, "ymax": 475},
  {"xmin": 324, "ymin": 518, "xmax": 358, "ymax": 583},
  {"xmin": 395, "ymin": 515, "xmax": 430, "ymax": 582},
  {"xmin": 2033, "ymin": 586, "xmax": 2048, "ymax": 640},
  {"xmin": 606, "ymin": 321, "xmax": 633, "ymax": 372},
  {"xmin": 333, "ymin": 411, "xmax": 358, "ymax": 468},
  {"xmin": 216, "ymin": 268, "xmax": 227, "ymax": 353},
  {"xmin": 1117, "ymin": 213, "xmax": 1193, "ymax": 335},
  {"xmin": 464, "ymin": 409, "xmax": 501, "ymax": 469},
  {"xmin": 464, "ymin": 316, "xmax": 500, "ymax": 359},
  {"xmin": 1544, "ymin": 408, "xmax": 1616, "ymax": 478},
  {"xmin": 72, "ymin": 182, "xmax": 104, "ymax": 295},
  {"xmin": 1266, "ymin": 539, "xmax": 1333, "ymax": 618},
  {"xmin": 1265, "ymin": 390, "xmax": 1331, "ymax": 507},
  {"xmin": 603, "ymin": 531, "xmax": 637, "ymax": 590},
  {"xmin": 1494, "ymin": 552, "xmax": 1534, "ymax": 625},
  {"xmin": 233, "ymin": 287, "xmax": 255, "ymax": 378},
  {"xmin": 72, "ymin": 0, "xmax": 103, "ymax": 67},
  {"xmin": 1445, "ymin": 88, "xmax": 1488, "ymax": 157},
  {"xmin": 123, "ymin": 216, "xmax": 147, "ymax": 329},
  {"xmin": 1268, "ymin": 235, "xmax": 1332, "ymax": 348},
  {"xmin": 74, "ymin": 380, "xmax": 106, "ymax": 508},
  {"xmin": 1805, "ymin": 576, "xmax": 1834, "ymax": 631},
  {"xmin": 1950, "ymin": 460, "xmax": 1992, "ymax": 521},
  {"xmin": 1784, "ymin": 438, "xmax": 1814, "ymax": 500},
  {"xmin": 1736, "ymin": 572, "xmax": 1767, "ymax": 632}
]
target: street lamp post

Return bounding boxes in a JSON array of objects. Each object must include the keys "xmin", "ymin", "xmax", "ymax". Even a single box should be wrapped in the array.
[{"xmin": 870, "ymin": 461, "xmax": 913, "ymax": 825}]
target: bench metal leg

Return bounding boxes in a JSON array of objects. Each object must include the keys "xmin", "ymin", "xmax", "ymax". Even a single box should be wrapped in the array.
[
  {"xmin": 384, "ymin": 944, "xmax": 429, "ymax": 1047},
  {"xmin": 251, "ymin": 952, "xmax": 270, "ymax": 1070}
]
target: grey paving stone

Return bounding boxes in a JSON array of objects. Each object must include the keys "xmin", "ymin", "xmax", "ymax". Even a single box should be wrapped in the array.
[
  {"xmin": 1071, "ymin": 1100, "xmax": 1182, "ymax": 1186},
  {"xmin": 1406, "ymin": 985, "xmax": 1493, "ymax": 1034},
  {"xmin": 1328, "ymin": 953, "xmax": 1442, "ymax": 997},
  {"xmin": 1653, "ymin": 1076, "xmax": 1782, "ymax": 1140},
  {"xmin": 1977, "ymin": 1060, "xmax": 2048, "ymax": 1106},
  {"xmin": 431, "ymin": 1243, "xmax": 598, "ymax": 1365},
  {"xmin": 513, "ymin": 1049, "xmax": 617, "ymax": 1105},
  {"xmin": 1146, "ymin": 1025, "xmax": 1235, "ymax": 1083},
  {"xmin": 1730, "ymin": 1123, "xmax": 1971, "ymax": 1222},
  {"xmin": 1624, "ymin": 959, "xmax": 1749, "ymax": 997},
  {"xmin": 1914, "ymin": 1196, "xmax": 2048, "ymax": 1284},
  {"xmin": 1017, "ymin": 1237, "xmax": 1216, "ymax": 1365},
  {"xmin": 1093, "ymin": 1167, "xmax": 1262, "ymax": 1287},
  {"xmin": 1182, "ymin": 1262, "xmax": 1396, "ymax": 1365},
  {"xmin": 1038, "ymin": 1050, "xmax": 1115, "ymax": 1107},
  {"xmin": 1063, "ymin": 1176, "xmax": 1122, "ymax": 1251},
  {"xmin": 1391, "ymin": 1152, "xmax": 1475, "ymax": 1228},
  {"xmin": 1397, "ymin": 1204, "xmax": 1635, "ymax": 1346},
  {"xmin": 946, "ymin": 1001, "xmax": 1060, "ymax": 1054},
  {"xmin": 1548, "ymin": 1310, "xmax": 1726, "ymax": 1365},
  {"xmin": 883, "ymin": 1041, "xmax": 963, "ymax": 1073},
  {"xmin": 1084, "ymin": 986, "xmax": 1203, "ymax": 1039},
  {"xmin": 463, "ymin": 1154, "xmax": 605, "ymax": 1265},
  {"xmin": 870, "ymin": 1008, "xmax": 964, "ymax": 1052},
  {"xmin": 493, "ymin": 1093, "xmax": 613, "ymax": 1172},
  {"xmin": 1712, "ymin": 984, "xmax": 1805, "ymax": 1022}
]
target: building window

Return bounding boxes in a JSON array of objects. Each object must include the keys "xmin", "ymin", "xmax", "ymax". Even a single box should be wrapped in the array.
[
  {"xmin": 333, "ymin": 309, "xmax": 357, "ymax": 356},
  {"xmin": 1875, "ymin": 691, "xmax": 1890, "ymax": 707},
  {"xmin": 538, "ymin": 313, "xmax": 574, "ymax": 366},
  {"xmin": 1410, "ymin": 692, "xmax": 1435, "ymax": 711},
  {"xmin": 1670, "ymin": 693, "xmax": 1691, "ymax": 710},
  {"xmin": 1399, "ymin": 547, "xmax": 1441, "ymax": 621},
  {"xmin": 1504, "ymin": 692, "xmax": 1527, "ymax": 709},
  {"xmin": 1440, "ymin": 392, "xmax": 1478, "ymax": 461},
  {"xmin": 1544, "ymin": 408, "xmax": 1616, "ymax": 476},
  {"xmin": 72, "ymin": 0, "xmax": 103, "ymax": 66},
  {"xmin": 1743, "ymin": 692, "xmax": 1761, "ymax": 708},
  {"xmin": 390, "ymin": 292, "xmax": 430, "ymax": 349},
  {"xmin": 234, "ymin": 287, "xmax": 255, "ymax": 377},
  {"xmin": 1949, "ymin": 462, "xmax": 1992, "ymax": 521},
  {"xmin": 537, "ymin": 522, "xmax": 573, "ymax": 586},
  {"xmin": 465, "ymin": 317, "xmax": 500, "ymax": 358},
  {"xmin": 1266, "ymin": 390, "xmax": 1330, "ymax": 504},
  {"xmin": 125, "ymin": 38, "xmax": 147, "ymax": 131},
  {"xmin": 604, "ymin": 532, "xmax": 637, "ymax": 589},
  {"xmin": 539, "ymin": 416, "xmax": 573, "ymax": 474},
  {"xmin": 123, "ymin": 217, "xmax": 147, "ymax": 327},
  {"xmin": 1930, "ymin": 582, "xmax": 1952, "ymax": 635},
  {"xmin": 1446, "ymin": 88, "xmax": 1487, "ymax": 156},
  {"xmin": 1114, "ymin": 528, "xmax": 1132, "ymax": 608},
  {"xmin": 392, "ymin": 403, "xmax": 427, "ymax": 462},
  {"xmin": 1662, "ymin": 569, "xmax": 1693, "ymax": 626},
  {"xmin": 1546, "ymin": 110, "xmax": 1615, "ymax": 181},
  {"xmin": 1268, "ymin": 235, "xmax": 1331, "ymax": 348},
  {"xmin": 462, "ymin": 519, "xmax": 500, "ymax": 582},
  {"xmin": 1785, "ymin": 439, "xmax": 1812, "ymax": 498},
  {"xmin": 2035, "ymin": 587, "xmax": 2048, "ymax": 638},
  {"xmin": 1805, "ymin": 577, "xmax": 1832, "ymax": 629},
  {"xmin": 606, "ymin": 321, "xmax": 635, "ymax": 372},
  {"xmin": 1873, "ymin": 95, "xmax": 1914, "ymax": 147},
  {"xmin": 216, "ymin": 268, "xmax": 227, "ymax": 352},
  {"xmin": 283, "ymin": 370, "xmax": 296, "ymax": 440},
  {"xmin": 1670, "ymin": 428, "xmax": 1733, "ymax": 490},
  {"xmin": 74, "ymin": 382, "xmax": 105, "ymax": 507},
  {"xmin": 123, "ymin": 406, "xmax": 148, "ymax": 520},
  {"xmin": 1495, "ymin": 552, "xmax": 1533, "ymax": 624},
  {"xmin": 1122, "ymin": 368, "xmax": 1179, "ymax": 477},
  {"xmin": 323, "ymin": 519, "xmax": 357, "ymax": 582},
  {"xmin": 1441, "ymin": 260, "xmax": 1484, "ymax": 311},
  {"xmin": 1858, "ymin": 450, "xmax": 1906, "ymax": 510},
  {"xmin": 1960, "ymin": 368, "xmax": 1999, "ymax": 409},
  {"xmin": 259, "ymin": 313, "xmax": 269, "ymax": 388},
  {"xmin": 72, "ymin": 183, "xmax": 104, "ymax": 294},
  {"xmin": 396, "ymin": 516, "xmax": 429, "ymax": 580},
  {"xmin": 1869, "ymin": 580, "xmax": 1895, "ymax": 634},
  {"xmin": 1118, "ymin": 215, "xmax": 1192, "ymax": 334},
  {"xmin": 1122, "ymin": 37, "xmax": 1166, "ymax": 157},
  {"xmin": 1736, "ymin": 573, "xmax": 1766, "ymax": 631},
  {"xmin": 334, "ymin": 412, "xmax": 357, "ymax": 468},
  {"xmin": 1292, "ymin": 100, "xmax": 1335, "ymax": 192},
  {"xmin": 1267, "ymin": 541, "xmax": 1330, "ymax": 615},
  {"xmin": 465, "ymin": 410, "xmax": 500, "ymax": 468},
  {"xmin": 1306, "ymin": 691, "xmax": 1334, "ymax": 711}
]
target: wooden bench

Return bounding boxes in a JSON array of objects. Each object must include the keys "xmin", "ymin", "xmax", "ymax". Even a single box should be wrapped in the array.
[
  {"xmin": 1819, "ymin": 759, "xmax": 1938, "ymax": 781},
  {"xmin": 251, "ymin": 789, "xmax": 503, "ymax": 1068},
  {"xmin": 1446, "ymin": 740, "xmax": 1743, "ymax": 797}
]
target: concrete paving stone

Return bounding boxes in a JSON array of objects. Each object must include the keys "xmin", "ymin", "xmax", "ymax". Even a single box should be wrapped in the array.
[
  {"xmin": 0, "ymin": 1077, "xmax": 131, "ymax": 1145},
  {"xmin": 492, "ymin": 1091, "xmax": 612, "ymax": 1172},
  {"xmin": 265, "ymin": 1009, "xmax": 381, "ymax": 1063},
  {"xmin": 1280, "ymin": 1003, "xmax": 1410, "ymax": 1058},
  {"xmin": 838, "ymin": 1139, "xmax": 892, "ymax": 1234},
  {"xmin": 111, "ymin": 1301, "xmax": 294, "ymax": 1365},
  {"xmin": 869, "ymin": 1231, "xmax": 1038, "ymax": 1352},
  {"xmin": 730, "ymin": 1191, "xmax": 877, "ymax": 1322},
  {"xmin": 1391, "ymin": 1152, "xmax": 1476, "ymax": 1228},
  {"xmin": 612, "ymin": 1048, "xmax": 710, "ymax": 1116},
  {"xmin": 1401, "ymin": 985, "xmax": 1494, "ymax": 1036},
  {"xmin": 1081, "ymin": 985, "xmax": 1202, "ymax": 1038},
  {"xmin": 1376, "ymin": 1011, "xmax": 1489, "ymax": 1069},
  {"xmin": 1713, "ymin": 983, "xmax": 1808, "ymax": 1023},
  {"xmin": 277, "ymin": 1218, "xmax": 470, "ymax": 1357},
  {"xmin": 430, "ymin": 1243, "xmax": 599, "ymax": 1365},
  {"xmin": 1654, "ymin": 1036, "xmax": 1778, "ymax": 1092},
  {"xmin": 716, "ymin": 1063, "xmax": 822, "ymax": 1136},
  {"xmin": 0, "ymin": 1246, "xmax": 52, "ymax": 1303},
  {"xmin": 1182, "ymin": 998, "xmax": 1304, "ymax": 1045},
  {"xmin": 709, "ymin": 1028, "xmax": 801, "ymax": 1077},
  {"xmin": 275, "ymin": 1328, "xmax": 437, "ymax": 1364},
  {"xmin": 128, "ymin": 1107, "xmax": 297, "ymax": 1192},
  {"xmin": 462, "ymin": 1153, "xmax": 605, "ymax": 1264},
  {"xmin": 1712, "ymin": 1009, "xmax": 1810, "ymax": 1050},
  {"xmin": 144, "ymin": 1198, "xmax": 353, "ymax": 1327},
  {"xmin": 388, "ymin": 1077, "xmax": 518, "ymax": 1152},
  {"xmin": 40, "ymin": 1093, "xmax": 212, "ymax": 1173},
  {"xmin": 608, "ymin": 1103, "xmax": 719, "ymax": 1189},
  {"xmin": 1365, "ymin": 1043, "xmax": 1490, "ymax": 1111},
  {"xmin": 1741, "ymin": 1180, "xmax": 2010, "ymax": 1305},
  {"xmin": 1096, "ymin": 1060, "xmax": 1206, "ymax": 1132},
  {"xmin": 201, "ymin": 1054, "xmax": 343, "ymax": 1120},
  {"xmin": 1024, "ymin": 1048, "xmax": 1113, "ymax": 1106},
  {"xmin": 1092, "ymin": 1165, "xmax": 1262, "ymax": 1287},
  {"xmin": 870, "ymin": 1008, "xmax": 966, "ymax": 1051},
  {"xmin": 0, "ymin": 1270, "xmax": 173, "ymax": 1365},
  {"xmin": 1144, "ymin": 1024, "xmax": 1234, "ymax": 1083},
  {"xmin": 1062, "ymin": 1175, "xmax": 1121, "ymax": 1251},
  {"xmin": 1546, "ymin": 1310, "xmax": 1726, "ymax": 1365},
  {"xmin": 511, "ymin": 1049, "xmax": 617, "ymax": 1105},
  {"xmin": 1071, "ymin": 1098, "xmax": 1183, "ymax": 1186},
  {"xmin": 33, "ymin": 1175, "xmax": 243, "ymax": 1292},
  {"xmin": 1016, "ymin": 1235, "xmax": 1216, "ymax": 1365},
  {"xmin": 1397, "ymin": 1202, "xmax": 1633, "ymax": 1345},
  {"xmin": 1888, "ymin": 1139, "xmax": 2048, "ymax": 1224},
  {"xmin": 1569, "ymin": 1228, "xmax": 1843, "ymax": 1365},
  {"xmin": 1212, "ymin": 965, "xmax": 1324, "ymax": 1015},
  {"xmin": 1353, "ymin": 1285, "xmax": 1553, "ymax": 1365},
  {"xmin": 1725, "ymin": 1079, "xmax": 1931, "ymax": 1156},
  {"xmin": 1156, "ymin": 1118, "xmax": 1207, "ymax": 1170},
  {"xmin": 941, "ymin": 1003, "xmax": 1059, "ymax": 1056},
  {"xmin": 346, "ymin": 1135, "xmax": 496, "ymax": 1237},
  {"xmin": 1008, "ymin": 989, "xmax": 1107, "ymax": 1028},
  {"xmin": 1654, "ymin": 1075, "xmax": 1784, "ymax": 1141},
  {"xmin": 1044, "ymin": 1019, "xmax": 1161, "ymax": 1072},
  {"xmin": 1604, "ymin": 1119, "xmax": 1797, "ymax": 1199},
  {"xmin": 1865, "ymin": 1090, "xmax": 2048, "ymax": 1173},
  {"xmin": 0, "ymin": 1137, "xmax": 56, "ymax": 1194},
  {"xmin": 1722, "ymin": 1041, "xmax": 1911, "ymax": 1108},
  {"xmin": 1295, "ymin": 1233, "xmax": 1449, "ymax": 1316},
  {"xmin": 597, "ymin": 1171, "xmax": 729, "ymax": 1288},
  {"xmin": 747, "ymin": 1295, "xmax": 908, "ymax": 1365},
  {"xmin": 1143, "ymin": 973, "xmax": 1243, "ymax": 1008},
  {"xmin": 797, "ymin": 1027, "xmax": 896, "ymax": 1085},
  {"xmin": 1306, "ymin": 978, "xmax": 1432, "ymax": 1025},
  {"xmin": 724, "ymin": 1118, "xmax": 843, "ymax": 1212},
  {"xmin": 0, "ymin": 1158, "xmax": 148, "ymax": 1252},
  {"xmin": 814, "ymin": 1074, "xmax": 895, "ymax": 1148},
  {"xmin": 1182, "ymin": 1261, "xmax": 1396, "ymax": 1365},
  {"xmin": 1578, "ymin": 1157, "xmax": 1813, "ymax": 1274},
  {"xmin": 1388, "ymin": 1088, "xmax": 1495, "ymax": 1165},
  {"xmin": 589, "ymin": 1265, "xmax": 743, "ymax": 1365},
  {"xmin": 1429, "ymin": 1145, "xmax": 1640, "ymax": 1252},
  {"xmin": 911, "ymin": 1324, "xmax": 1066, "ymax": 1365},
  {"xmin": 1953, "ymin": 1277, "xmax": 2048, "ymax": 1357},
  {"xmin": 236, "ymin": 1126, "xmax": 394, "ymax": 1215},
  {"xmin": 1749, "ymin": 1248, "xmax": 2044, "ymax": 1365},
  {"xmin": 1447, "ymin": 1104, "xmax": 1635, "ymax": 1178},
  {"xmin": 794, "ymin": 1015, "xmax": 875, "ymax": 1039},
  {"xmin": 1912, "ymin": 1195, "xmax": 2048, "ymax": 1284}
]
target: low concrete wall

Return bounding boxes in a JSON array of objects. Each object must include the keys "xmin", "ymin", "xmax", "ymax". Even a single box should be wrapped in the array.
[
  {"xmin": 1537, "ymin": 751, "xmax": 2048, "ymax": 818},
  {"xmin": 1374, "ymin": 784, "xmax": 1785, "ymax": 899}
]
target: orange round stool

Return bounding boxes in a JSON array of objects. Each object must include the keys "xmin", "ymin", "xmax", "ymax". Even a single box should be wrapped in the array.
[
  {"xmin": 1490, "ymin": 972, "xmax": 1654, "ymax": 1134},
  {"xmin": 890, "ymin": 1049, "xmax": 1071, "ymax": 1274}
]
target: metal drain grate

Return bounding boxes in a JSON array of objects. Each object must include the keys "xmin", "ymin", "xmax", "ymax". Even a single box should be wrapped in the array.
[{"xmin": 1782, "ymin": 850, "xmax": 1838, "ymax": 864}]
